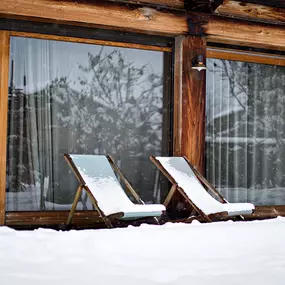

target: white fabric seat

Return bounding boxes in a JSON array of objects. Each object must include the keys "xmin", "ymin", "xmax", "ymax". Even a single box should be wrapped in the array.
[
  {"xmin": 70, "ymin": 155, "xmax": 165, "ymax": 219},
  {"xmin": 156, "ymin": 157, "xmax": 254, "ymax": 216}
]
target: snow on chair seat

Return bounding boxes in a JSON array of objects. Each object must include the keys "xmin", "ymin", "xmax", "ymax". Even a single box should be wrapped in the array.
[
  {"xmin": 64, "ymin": 154, "xmax": 165, "ymax": 228},
  {"xmin": 150, "ymin": 156, "xmax": 254, "ymax": 222}
]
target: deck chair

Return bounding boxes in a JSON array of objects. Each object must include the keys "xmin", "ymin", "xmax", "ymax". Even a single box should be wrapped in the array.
[
  {"xmin": 150, "ymin": 156, "xmax": 255, "ymax": 223},
  {"xmin": 64, "ymin": 154, "xmax": 166, "ymax": 228}
]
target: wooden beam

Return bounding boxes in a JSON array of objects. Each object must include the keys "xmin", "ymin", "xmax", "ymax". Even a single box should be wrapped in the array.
[
  {"xmin": 136, "ymin": 0, "xmax": 183, "ymax": 8},
  {"xmin": 0, "ymin": 31, "xmax": 9, "ymax": 225},
  {"xmin": 215, "ymin": 0, "xmax": 285, "ymax": 25},
  {"xmin": 109, "ymin": 0, "xmax": 184, "ymax": 9},
  {"xmin": 5, "ymin": 205, "xmax": 285, "ymax": 227},
  {"xmin": 5, "ymin": 211, "xmax": 107, "ymax": 226},
  {"xmin": 10, "ymin": 31, "xmax": 172, "ymax": 52},
  {"xmin": 175, "ymin": 35, "xmax": 206, "ymax": 173},
  {"xmin": 1, "ymin": 0, "xmax": 285, "ymax": 51},
  {"xmin": 239, "ymin": 0, "xmax": 285, "ymax": 9},
  {"xmin": 207, "ymin": 47, "xmax": 285, "ymax": 66},
  {"xmin": 245, "ymin": 205, "xmax": 285, "ymax": 220},
  {"xmin": 205, "ymin": 16, "xmax": 285, "ymax": 51},
  {"xmin": 0, "ymin": 0, "xmax": 187, "ymax": 36}
]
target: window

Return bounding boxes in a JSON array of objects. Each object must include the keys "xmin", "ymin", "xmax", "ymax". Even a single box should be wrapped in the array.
[
  {"xmin": 6, "ymin": 36, "xmax": 172, "ymax": 211},
  {"xmin": 206, "ymin": 52, "xmax": 285, "ymax": 206}
]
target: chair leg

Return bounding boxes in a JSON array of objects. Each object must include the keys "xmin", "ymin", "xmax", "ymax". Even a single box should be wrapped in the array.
[
  {"xmin": 66, "ymin": 185, "xmax": 83, "ymax": 225},
  {"xmin": 239, "ymin": 215, "xmax": 245, "ymax": 221},
  {"xmin": 88, "ymin": 192, "xmax": 114, "ymax": 228},
  {"xmin": 163, "ymin": 184, "xmax": 177, "ymax": 208},
  {"xmin": 152, "ymin": 217, "xmax": 160, "ymax": 225}
]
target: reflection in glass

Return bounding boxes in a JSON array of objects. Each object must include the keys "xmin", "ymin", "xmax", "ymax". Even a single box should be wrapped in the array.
[
  {"xmin": 6, "ymin": 37, "xmax": 171, "ymax": 211},
  {"xmin": 206, "ymin": 58, "xmax": 285, "ymax": 205}
]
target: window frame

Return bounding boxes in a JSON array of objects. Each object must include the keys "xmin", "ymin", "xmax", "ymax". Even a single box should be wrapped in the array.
[
  {"xmin": 206, "ymin": 47, "xmax": 285, "ymax": 67},
  {"xmin": 2, "ymin": 22, "xmax": 285, "ymax": 226},
  {"xmin": 0, "ymin": 20, "xmax": 174, "ymax": 227},
  {"xmin": 205, "ymin": 46, "xmax": 285, "ymax": 218}
]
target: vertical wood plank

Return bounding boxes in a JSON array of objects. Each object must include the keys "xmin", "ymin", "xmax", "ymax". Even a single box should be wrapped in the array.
[
  {"xmin": 181, "ymin": 36, "xmax": 206, "ymax": 174},
  {"xmin": 173, "ymin": 36, "xmax": 183, "ymax": 156},
  {"xmin": 172, "ymin": 35, "xmax": 206, "ymax": 217},
  {"xmin": 174, "ymin": 35, "xmax": 206, "ymax": 173},
  {"xmin": 0, "ymin": 31, "xmax": 10, "ymax": 225}
]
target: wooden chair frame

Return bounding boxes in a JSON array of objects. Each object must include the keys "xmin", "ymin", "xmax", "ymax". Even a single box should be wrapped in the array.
[
  {"xmin": 64, "ymin": 154, "xmax": 151, "ymax": 228},
  {"xmin": 150, "ymin": 155, "xmax": 246, "ymax": 223}
]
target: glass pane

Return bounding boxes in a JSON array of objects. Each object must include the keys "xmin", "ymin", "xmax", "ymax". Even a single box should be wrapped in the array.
[
  {"xmin": 206, "ymin": 58, "xmax": 285, "ymax": 206},
  {"xmin": 6, "ymin": 37, "xmax": 171, "ymax": 211}
]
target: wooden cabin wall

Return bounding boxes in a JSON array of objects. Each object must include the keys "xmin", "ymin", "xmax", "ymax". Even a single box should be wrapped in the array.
[{"xmin": 0, "ymin": 0, "xmax": 284, "ymax": 225}]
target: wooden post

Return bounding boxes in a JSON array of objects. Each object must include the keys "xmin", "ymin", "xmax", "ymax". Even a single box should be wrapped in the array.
[
  {"xmin": 174, "ymin": 35, "xmax": 206, "ymax": 174},
  {"xmin": 0, "ymin": 31, "xmax": 10, "ymax": 225},
  {"xmin": 173, "ymin": 36, "xmax": 183, "ymax": 157}
]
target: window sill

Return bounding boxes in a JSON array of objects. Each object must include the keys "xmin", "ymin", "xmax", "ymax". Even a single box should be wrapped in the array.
[{"xmin": 5, "ymin": 205, "xmax": 285, "ymax": 228}]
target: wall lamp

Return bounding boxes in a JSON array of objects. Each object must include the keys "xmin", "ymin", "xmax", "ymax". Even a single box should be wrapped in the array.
[{"xmin": 191, "ymin": 54, "xmax": 207, "ymax": 71}]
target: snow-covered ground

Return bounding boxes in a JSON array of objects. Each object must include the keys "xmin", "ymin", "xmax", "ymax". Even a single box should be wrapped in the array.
[{"xmin": 1, "ymin": 218, "xmax": 285, "ymax": 285}]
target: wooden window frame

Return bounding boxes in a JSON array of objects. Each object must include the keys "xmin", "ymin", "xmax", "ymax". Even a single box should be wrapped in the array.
[
  {"xmin": 0, "ymin": 31, "xmax": 10, "ymax": 225},
  {"xmin": 0, "ymin": 22, "xmax": 174, "ymax": 227},
  {"xmin": 205, "ymin": 46, "xmax": 285, "ymax": 218},
  {"xmin": 206, "ymin": 47, "xmax": 285, "ymax": 67},
  {"xmin": 9, "ymin": 31, "xmax": 171, "ymax": 53},
  {"xmin": 1, "ymin": 18, "xmax": 285, "ymax": 226}
]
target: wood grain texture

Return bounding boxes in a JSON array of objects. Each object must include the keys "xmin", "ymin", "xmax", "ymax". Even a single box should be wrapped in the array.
[
  {"xmin": 1, "ymin": 0, "xmax": 285, "ymax": 51},
  {"xmin": 173, "ymin": 36, "xmax": 183, "ymax": 156},
  {"xmin": 0, "ymin": 0, "xmax": 187, "ymax": 36},
  {"xmin": 239, "ymin": 0, "xmax": 285, "ymax": 10},
  {"xmin": 243, "ymin": 205, "xmax": 285, "ymax": 220},
  {"xmin": 173, "ymin": 35, "xmax": 207, "ymax": 173},
  {"xmin": 66, "ymin": 185, "xmax": 83, "ymax": 225},
  {"xmin": 180, "ymin": 36, "xmax": 206, "ymax": 174},
  {"xmin": 136, "ymin": 0, "xmax": 183, "ymax": 8},
  {"xmin": 5, "ymin": 210, "xmax": 153, "ymax": 227},
  {"xmin": 205, "ymin": 16, "xmax": 285, "ymax": 51},
  {"xmin": 0, "ymin": 31, "xmax": 10, "ymax": 225},
  {"xmin": 5, "ymin": 211, "xmax": 106, "ymax": 226},
  {"xmin": 207, "ymin": 47, "xmax": 285, "ymax": 66},
  {"xmin": 216, "ymin": 0, "xmax": 285, "ymax": 25},
  {"xmin": 110, "ymin": 0, "xmax": 184, "ymax": 9},
  {"xmin": 5, "ymin": 205, "xmax": 285, "ymax": 226}
]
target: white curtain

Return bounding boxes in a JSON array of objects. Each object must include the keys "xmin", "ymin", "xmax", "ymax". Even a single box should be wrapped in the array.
[
  {"xmin": 7, "ymin": 38, "xmax": 56, "ymax": 211},
  {"xmin": 6, "ymin": 36, "xmax": 167, "ymax": 211},
  {"xmin": 206, "ymin": 58, "xmax": 285, "ymax": 206}
]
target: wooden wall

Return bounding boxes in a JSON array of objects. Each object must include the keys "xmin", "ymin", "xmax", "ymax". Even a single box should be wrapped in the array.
[
  {"xmin": 0, "ymin": 0, "xmax": 284, "ymax": 224},
  {"xmin": 174, "ymin": 35, "xmax": 206, "ymax": 173}
]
